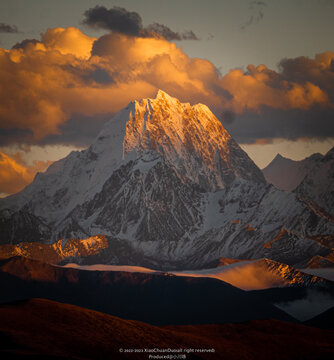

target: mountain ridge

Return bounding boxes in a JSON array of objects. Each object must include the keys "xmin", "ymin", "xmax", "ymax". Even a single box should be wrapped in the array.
[
  {"xmin": 0, "ymin": 255, "xmax": 295, "ymax": 325},
  {"xmin": 0, "ymin": 91, "xmax": 333, "ymax": 269},
  {"xmin": 262, "ymin": 152, "xmax": 323, "ymax": 191}
]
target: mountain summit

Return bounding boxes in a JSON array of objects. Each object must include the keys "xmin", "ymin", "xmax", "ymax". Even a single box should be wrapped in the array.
[
  {"xmin": 91, "ymin": 89, "xmax": 264, "ymax": 192},
  {"xmin": 0, "ymin": 90, "xmax": 263, "ymax": 223},
  {"xmin": 0, "ymin": 91, "xmax": 333, "ymax": 269}
]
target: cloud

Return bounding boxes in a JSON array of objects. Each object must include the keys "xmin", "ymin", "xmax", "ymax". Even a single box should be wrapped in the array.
[
  {"xmin": 0, "ymin": 23, "xmax": 19, "ymax": 33},
  {"xmin": 82, "ymin": 5, "xmax": 199, "ymax": 41},
  {"xmin": 227, "ymin": 106, "xmax": 334, "ymax": 144},
  {"xmin": 220, "ymin": 64, "xmax": 329, "ymax": 113},
  {"xmin": 275, "ymin": 289, "xmax": 334, "ymax": 321},
  {"xmin": 12, "ymin": 39, "xmax": 40, "ymax": 50},
  {"xmin": 0, "ymin": 28, "xmax": 219, "ymax": 146},
  {"xmin": 0, "ymin": 152, "xmax": 52, "ymax": 195},
  {"xmin": 39, "ymin": 113, "xmax": 112, "ymax": 148},
  {"xmin": 220, "ymin": 110, "xmax": 236, "ymax": 125},
  {"xmin": 0, "ymin": 26, "xmax": 333, "ymax": 150},
  {"xmin": 145, "ymin": 23, "xmax": 199, "ymax": 41},
  {"xmin": 279, "ymin": 52, "xmax": 334, "ymax": 99},
  {"xmin": 41, "ymin": 27, "xmax": 96, "ymax": 59},
  {"xmin": 220, "ymin": 54, "xmax": 334, "ymax": 143},
  {"xmin": 83, "ymin": 5, "xmax": 142, "ymax": 36},
  {"xmin": 240, "ymin": 1, "xmax": 267, "ymax": 30}
]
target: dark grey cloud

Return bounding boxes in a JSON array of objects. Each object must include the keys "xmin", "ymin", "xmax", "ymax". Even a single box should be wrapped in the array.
[
  {"xmin": 0, "ymin": 114, "xmax": 111, "ymax": 149},
  {"xmin": 223, "ymin": 106, "xmax": 334, "ymax": 144},
  {"xmin": 220, "ymin": 110, "xmax": 236, "ymax": 125},
  {"xmin": 0, "ymin": 22, "xmax": 19, "ymax": 33},
  {"xmin": 278, "ymin": 54, "xmax": 334, "ymax": 102},
  {"xmin": 88, "ymin": 69, "xmax": 114, "ymax": 84},
  {"xmin": 0, "ymin": 128, "xmax": 33, "ymax": 147},
  {"xmin": 215, "ymin": 51, "xmax": 334, "ymax": 143},
  {"xmin": 240, "ymin": 1, "xmax": 267, "ymax": 30},
  {"xmin": 145, "ymin": 23, "xmax": 199, "ymax": 41},
  {"xmin": 82, "ymin": 5, "xmax": 198, "ymax": 41},
  {"xmin": 12, "ymin": 39, "xmax": 40, "ymax": 50},
  {"xmin": 83, "ymin": 6, "xmax": 142, "ymax": 36},
  {"xmin": 39, "ymin": 113, "xmax": 112, "ymax": 147}
]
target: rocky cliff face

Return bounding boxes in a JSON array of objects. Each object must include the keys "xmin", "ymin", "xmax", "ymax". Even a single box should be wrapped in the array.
[
  {"xmin": 0, "ymin": 91, "xmax": 333, "ymax": 269},
  {"xmin": 0, "ymin": 209, "xmax": 51, "ymax": 245}
]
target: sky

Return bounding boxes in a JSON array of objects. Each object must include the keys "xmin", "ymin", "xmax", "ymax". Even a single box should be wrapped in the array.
[{"xmin": 0, "ymin": 0, "xmax": 334, "ymax": 196}]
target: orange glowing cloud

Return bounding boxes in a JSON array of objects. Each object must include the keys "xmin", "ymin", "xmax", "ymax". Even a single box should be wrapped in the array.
[
  {"xmin": 220, "ymin": 64, "xmax": 329, "ymax": 113},
  {"xmin": 41, "ymin": 27, "xmax": 96, "ymax": 59},
  {"xmin": 0, "ymin": 152, "xmax": 52, "ymax": 195},
  {"xmin": 0, "ymin": 26, "xmax": 333, "ymax": 146},
  {"xmin": 253, "ymin": 138, "xmax": 274, "ymax": 145},
  {"xmin": 0, "ymin": 28, "xmax": 222, "ymax": 141}
]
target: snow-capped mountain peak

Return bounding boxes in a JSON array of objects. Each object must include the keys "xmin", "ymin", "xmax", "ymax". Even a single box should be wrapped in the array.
[
  {"xmin": 0, "ymin": 90, "xmax": 263, "ymax": 224},
  {"xmin": 1, "ymin": 91, "xmax": 333, "ymax": 272},
  {"xmin": 122, "ymin": 90, "xmax": 264, "ymax": 190}
]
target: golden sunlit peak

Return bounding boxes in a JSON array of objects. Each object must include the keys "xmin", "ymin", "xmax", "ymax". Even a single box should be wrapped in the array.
[
  {"xmin": 154, "ymin": 89, "xmax": 177, "ymax": 102},
  {"xmin": 154, "ymin": 90, "xmax": 211, "ymax": 115},
  {"xmin": 156, "ymin": 89, "xmax": 169, "ymax": 97}
]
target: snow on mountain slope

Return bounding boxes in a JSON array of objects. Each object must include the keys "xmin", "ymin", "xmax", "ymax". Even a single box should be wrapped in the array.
[
  {"xmin": 0, "ymin": 209, "xmax": 51, "ymax": 245},
  {"xmin": 296, "ymin": 147, "xmax": 334, "ymax": 215},
  {"xmin": 57, "ymin": 155, "xmax": 333, "ymax": 268},
  {"xmin": 262, "ymin": 147, "xmax": 334, "ymax": 215},
  {"xmin": 0, "ymin": 106, "xmax": 128, "ymax": 225},
  {"xmin": 0, "ymin": 91, "xmax": 333, "ymax": 269},
  {"xmin": 122, "ymin": 90, "xmax": 264, "ymax": 190},
  {"xmin": 262, "ymin": 153, "xmax": 322, "ymax": 191},
  {"xmin": 1, "ymin": 238, "xmax": 329, "ymax": 290},
  {"xmin": 0, "ymin": 90, "xmax": 263, "ymax": 226}
]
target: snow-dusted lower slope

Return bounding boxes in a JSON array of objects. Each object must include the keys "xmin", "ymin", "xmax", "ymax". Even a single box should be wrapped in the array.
[
  {"xmin": 262, "ymin": 147, "xmax": 334, "ymax": 216},
  {"xmin": 62, "ymin": 258, "xmax": 331, "ymax": 290},
  {"xmin": 1, "ymin": 238, "xmax": 328, "ymax": 290},
  {"xmin": 58, "ymin": 159, "xmax": 333, "ymax": 268},
  {"xmin": 0, "ymin": 106, "xmax": 128, "ymax": 225},
  {"xmin": 0, "ymin": 209, "xmax": 51, "ymax": 245},
  {"xmin": 0, "ymin": 91, "xmax": 333, "ymax": 269},
  {"xmin": 173, "ymin": 258, "xmax": 331, "ymax": 290}
]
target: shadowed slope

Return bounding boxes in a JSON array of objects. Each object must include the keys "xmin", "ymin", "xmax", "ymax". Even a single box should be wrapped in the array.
[
  {"xmin": 0, "ymin": 256, "xmax": 294, "ymax": 325},
  {"xmin": 0, "ymin": 298, "xmax": 334, "ymax": 360},
  {"xmin": 304, "ymin": 306, "xmax": 334, "ymax": 329}
]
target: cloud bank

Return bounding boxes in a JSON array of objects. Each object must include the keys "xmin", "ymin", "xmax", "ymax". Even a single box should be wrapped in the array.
[
  {"xmin": 0, "ymin": 26, "xmax": 333, "ymax": 147},
  {"xmin": 0, "ymin": 24, "xmax": 334, "ymax": 194}
]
